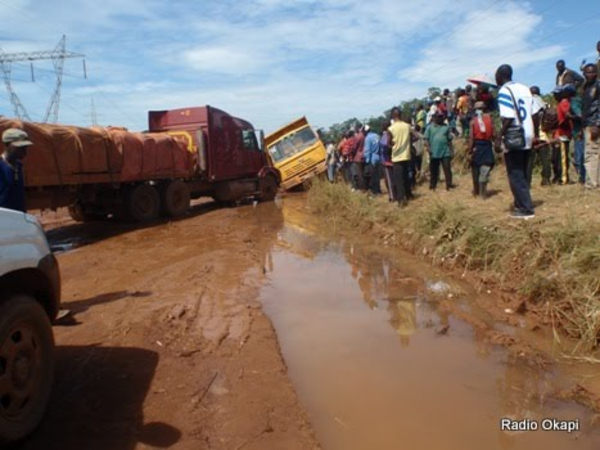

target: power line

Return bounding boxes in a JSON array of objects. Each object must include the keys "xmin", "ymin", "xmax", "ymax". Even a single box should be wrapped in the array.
[
  {"xmin": 0, "ymin": 35, "xmax": 85, "ymax": 122},
  {"xmin": 10, "ymin": 61, "xmax": 86, "ymax": 81},
  {"xmin": 31, "ymin": 77, "xmax": 88, "ymax": 123}
]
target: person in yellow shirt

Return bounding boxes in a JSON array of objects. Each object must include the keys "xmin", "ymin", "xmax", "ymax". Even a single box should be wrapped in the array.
[{"xmin": 388, "ymin": 107, "xmax": 413, "ymax": 206}]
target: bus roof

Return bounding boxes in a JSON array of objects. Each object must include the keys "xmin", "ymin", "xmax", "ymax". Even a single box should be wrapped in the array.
[{"xmin": 265, "ymin": 116, "xmax": 311, "ymax": 147}]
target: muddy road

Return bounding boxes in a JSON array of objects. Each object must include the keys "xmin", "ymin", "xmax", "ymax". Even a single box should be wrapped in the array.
[{"xmin": 22, "ymin": 195, "xmax": 600, "ymax": 449}]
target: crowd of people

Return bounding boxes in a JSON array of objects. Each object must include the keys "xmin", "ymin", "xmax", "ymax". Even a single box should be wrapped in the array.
[{"xmin": 325, "ymin": 41, "xmax": 600, "ymax": 220}]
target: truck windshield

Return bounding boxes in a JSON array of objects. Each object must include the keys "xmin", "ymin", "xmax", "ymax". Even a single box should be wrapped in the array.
[{"xmin": 267, "ymin": 126, "xmax": 318, "ymax": 163}]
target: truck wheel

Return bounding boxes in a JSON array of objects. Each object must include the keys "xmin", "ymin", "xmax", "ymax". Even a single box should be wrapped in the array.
[
  {"xmin": 160, "ymin": 181, "xmax": 190, "ymax": 218},
  {"xmin": 67, "ymin": 203, "xmax": 108, "ymax": 223},
  {"xmin": 0, "ymin": 296, "xmax": 54, "ymax": 444},
  {"xmin": 258, "ymin": 175, "xmax": 278, "ymax": 202},
  {"xmin": 125, "ymin": 184, "xmax": 161, "ymax": 222}
]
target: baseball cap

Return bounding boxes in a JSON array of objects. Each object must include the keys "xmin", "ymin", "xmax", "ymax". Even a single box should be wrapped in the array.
[
  {"xmin": 2, "ymin": 128, "xmax": 33, "ymax": 147},
  {"xmin": 434, "ymin": 96, "xmax": 442, "ymax": 102}
]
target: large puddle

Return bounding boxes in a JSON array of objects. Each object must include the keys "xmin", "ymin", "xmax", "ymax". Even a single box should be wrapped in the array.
[{"xmin": 259, "ymin": 196, "xmax": 600, "ymax": 450}]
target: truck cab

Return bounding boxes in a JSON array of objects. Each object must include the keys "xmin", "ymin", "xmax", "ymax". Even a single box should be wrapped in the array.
[
  {"xmin": 149, "ymin": 105, "xmax": 280, "ymax": 204},
  {"xmin": 0, "ymin": 208, "xmax": 60, "ymax": 443}
]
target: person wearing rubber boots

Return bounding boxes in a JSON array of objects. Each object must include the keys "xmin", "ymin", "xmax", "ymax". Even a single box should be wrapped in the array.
[{"xmin": 468, "ymin": 101, "xmax": 496, "ymax": 199}]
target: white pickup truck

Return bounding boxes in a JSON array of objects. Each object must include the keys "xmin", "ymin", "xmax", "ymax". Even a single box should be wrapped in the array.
[{"xmin": 0, "ymin": 207, "xmax": 60, "ymax": 443}]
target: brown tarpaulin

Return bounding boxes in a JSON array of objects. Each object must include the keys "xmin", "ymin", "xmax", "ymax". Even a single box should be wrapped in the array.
[{"xmin": 0, "ymin": 119, "xmax": 195, "ymax": 187}]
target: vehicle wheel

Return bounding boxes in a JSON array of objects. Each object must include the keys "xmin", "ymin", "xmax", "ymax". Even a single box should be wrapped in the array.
[
  {"xmin": 125, "ymin": 184, "xmax": 160, "ymax": 222},
  {"xmin": 0, "ymin": 296, "xmax": 54, "ymax": 444},
  {"xmin": 258, "ymin": 175, "xmax": 278, "ymax": 202},
  {"xmin": 160, "ymin": 181, "xmax": 190, "ymax": 218},
  {"xmin": 67, "ymin": 203, "xmax": 108, "ymax": 223}
]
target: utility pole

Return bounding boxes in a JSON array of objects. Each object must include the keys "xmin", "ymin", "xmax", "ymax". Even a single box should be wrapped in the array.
[
  {"xmin": 90, "ymin": 96, "xmax": 98, "ymax": 126},
  {"xmin": 0, "ymin": 35, "xmax": 85, "ymax": 123}
]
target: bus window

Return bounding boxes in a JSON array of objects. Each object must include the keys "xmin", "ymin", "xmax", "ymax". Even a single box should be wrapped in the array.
[{"xmin": 267, "ymin": 126, "xmax": 318, "ymax": 163}]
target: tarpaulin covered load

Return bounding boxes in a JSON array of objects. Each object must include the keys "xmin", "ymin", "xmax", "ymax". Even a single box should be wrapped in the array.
[{"xmin": 0, "ymin": 118, "xmax": 196, "ymax": 187}]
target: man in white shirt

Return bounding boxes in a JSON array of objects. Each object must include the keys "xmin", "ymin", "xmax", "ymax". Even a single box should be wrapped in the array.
[{"xmin": 495, "ymin": 64, "xmax": 542, "ymax": 219}]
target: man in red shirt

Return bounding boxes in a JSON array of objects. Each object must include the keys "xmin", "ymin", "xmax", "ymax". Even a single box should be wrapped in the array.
[
  {"xmin": 553, "ymin": 84, "xmax": 575, "ymax": 184},
  {"xmin": 338, "ymin": 130, "xmax": 355, "ymax": 184},
  {"xmin": 350, "ymin": 124, "xmax": 366, "ymax": 191}
]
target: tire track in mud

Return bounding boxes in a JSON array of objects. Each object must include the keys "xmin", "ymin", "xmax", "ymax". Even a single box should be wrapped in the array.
[{"xmin": 28, "ymin": 204, "xmax": 320, "ymax": 450}]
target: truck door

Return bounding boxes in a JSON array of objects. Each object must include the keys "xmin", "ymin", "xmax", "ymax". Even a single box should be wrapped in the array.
[{"xmin": 241, "ymin": 129, "xmax": 268, "ymax": 174}]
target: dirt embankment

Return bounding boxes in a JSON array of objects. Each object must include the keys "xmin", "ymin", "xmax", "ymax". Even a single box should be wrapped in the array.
[{"xmin": 22, "ymin": 202, "xmax": 320, "ymax": 450}]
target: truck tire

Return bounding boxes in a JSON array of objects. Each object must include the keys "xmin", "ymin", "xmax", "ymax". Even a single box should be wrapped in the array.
[
  {"xmin": 67, "ymin": 202, "xmax": 108, "ymax": 223},
  {"xmin": 0, "ymin": 296, "xmax": 54, "ymax": 444},
  {"xmin": 258, "ymin": 175, "xmax": 278, "ymax": 202},
  {"xmin": 125, "ymin": 184, "xmax": 161, "ymax": 222},
  {"xmin": 160, "ymin": 181, "xmax": 190, "ymax": 218}
]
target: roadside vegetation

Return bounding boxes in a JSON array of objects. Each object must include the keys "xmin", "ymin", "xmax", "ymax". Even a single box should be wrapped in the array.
[{"xmin": 307, "ymin": 148, "xmax": 600, "ymax": 355}]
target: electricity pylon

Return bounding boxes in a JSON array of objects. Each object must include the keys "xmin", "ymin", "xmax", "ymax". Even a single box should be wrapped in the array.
[{"xmin": 0, "ymin": 35, "xmax": 85, "ymax": 123}]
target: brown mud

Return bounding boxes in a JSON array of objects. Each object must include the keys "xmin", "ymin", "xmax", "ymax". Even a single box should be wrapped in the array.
[
  {"xmin": 23, "ymin": 200, "xmax": 320, "ymax": 450},
  {"xmin": 20, "ymin": 194, "xmax": 600, "ymax": 449}
]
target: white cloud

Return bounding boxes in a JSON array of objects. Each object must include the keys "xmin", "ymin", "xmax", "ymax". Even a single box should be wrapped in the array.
[
  {"xmin": 184, "ymin": 47, "xmax": 266, "ymax": 75},
  {"xmin": 399, "ymin": 3, "xmax": 563, "ymax": 87},
  {"xmin": 0, "ymin": 0, "xmax": 582, "ymax": 132}
]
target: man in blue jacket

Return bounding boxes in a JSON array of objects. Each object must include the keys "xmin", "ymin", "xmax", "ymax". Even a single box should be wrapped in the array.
[
  {"xmin": 363, "ymin": 126, "xmax": 381, "ymax": 195},
  {"xmin": 1, "ymin": 128, "xmax": 32, "ymax": 212}
]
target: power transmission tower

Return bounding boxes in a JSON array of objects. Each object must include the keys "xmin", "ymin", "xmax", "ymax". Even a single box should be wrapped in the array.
[{"xmin": 0, "ymin": 35, "xmax": 85, "ymax": 123}]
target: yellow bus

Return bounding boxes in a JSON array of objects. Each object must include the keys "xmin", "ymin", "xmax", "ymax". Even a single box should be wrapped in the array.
[{"xmin": 265, "ymin": 117, "xmax": 326, "ymax": 191}]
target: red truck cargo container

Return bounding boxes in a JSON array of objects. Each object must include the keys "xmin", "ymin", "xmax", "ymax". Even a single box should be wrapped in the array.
[{"xmin": 0, "ymin": 105, "xmax": 280, "ymax": 222}]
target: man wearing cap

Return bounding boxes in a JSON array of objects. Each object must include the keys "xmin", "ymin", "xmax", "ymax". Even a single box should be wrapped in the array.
[{"xmin": 1, "ymin": 128, "xmax": 32, "ymax": 212}]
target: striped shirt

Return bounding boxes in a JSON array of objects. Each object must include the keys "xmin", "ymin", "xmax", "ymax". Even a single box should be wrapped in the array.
[{"xmin": 497, "ymin": 82, "xmax": 542, "ymax": 150}]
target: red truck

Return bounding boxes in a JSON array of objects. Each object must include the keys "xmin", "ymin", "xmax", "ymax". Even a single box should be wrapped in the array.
[{"xmin": 0, "ymin": 106, "xmax": 280, "ymax": 222}]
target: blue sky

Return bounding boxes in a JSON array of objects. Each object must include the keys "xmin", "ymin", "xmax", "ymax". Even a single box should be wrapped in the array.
[{"xmin": 0, "ymin": 0, "xmax": 599, "ymax": 132}]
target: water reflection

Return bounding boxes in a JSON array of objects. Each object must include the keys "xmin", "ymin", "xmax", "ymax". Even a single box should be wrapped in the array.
[{"xmin": 258, "ymin": 198, "xmax": 600, "ymax": 450}]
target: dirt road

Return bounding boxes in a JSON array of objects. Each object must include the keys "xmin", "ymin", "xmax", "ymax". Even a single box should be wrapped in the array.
[
  {"xmin": 22, "ymin": 200, "xmax": 320, "ymax": 450},
  {"xmin": 20, "ymin": 195, "xmax": 600, "ymax": 449}
]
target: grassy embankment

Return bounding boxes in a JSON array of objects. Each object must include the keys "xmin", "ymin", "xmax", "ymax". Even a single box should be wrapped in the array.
[{"xmin": 307, "ymin": 145, "xmax": 600, "ymax": 355}]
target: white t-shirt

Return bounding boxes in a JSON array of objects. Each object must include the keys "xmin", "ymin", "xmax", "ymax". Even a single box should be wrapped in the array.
[
  {"xmin": 427, "ymin": 104, "xmax": 438, "ymax": 123},
  {"xmin": 497, "ymin": 81, "xmax": 542, "ymax": 150}
]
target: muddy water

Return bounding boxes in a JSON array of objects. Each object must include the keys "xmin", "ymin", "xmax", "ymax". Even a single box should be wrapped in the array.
[{"xmin": 259, "ymin": 196, "xmax": 600, "ymax": 450}]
